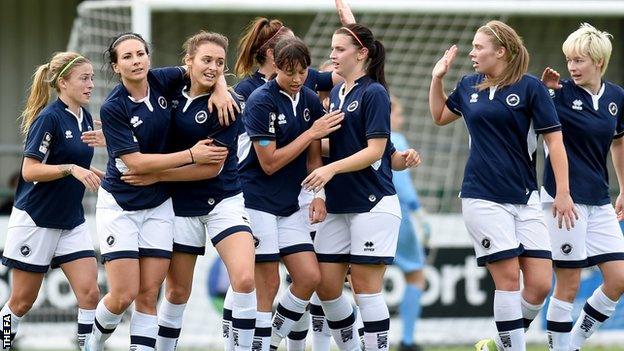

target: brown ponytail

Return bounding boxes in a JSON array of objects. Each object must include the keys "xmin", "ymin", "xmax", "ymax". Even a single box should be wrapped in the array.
[{"xmin": 235, "ymin": 17, "xmax": 291, "ymax": 77}]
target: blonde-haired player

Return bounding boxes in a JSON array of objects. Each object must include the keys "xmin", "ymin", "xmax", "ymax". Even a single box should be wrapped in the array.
[{"xmin": 541, "ymin": 23, "xmax": 624, "ymax": 351}]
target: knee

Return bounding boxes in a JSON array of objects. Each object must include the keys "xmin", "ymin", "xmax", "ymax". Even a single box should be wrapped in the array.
[
  {"xmin": 525, "ymin": 278, "xmax": 552, "ymax": 303},
  {"xmin": 8, "ymin": 299, "xmax": 34, "ymax": 317},
  {"xmin": 603, "ymin": 272, "xmax": 624, "ymax": 297},
  {"xmin": 230, "ymin": 273, "xmax": 255, "ymax": 294},
  {"xmin": 165, "ymin": 284, "xmax": 192, "ymax": 305},
  {"xmin": 108, "ymin": 289, "xmax": 138, "ymax": 311},
  {"xmin": 76, "ymin": 285, "xmax": 101, "ymax": 308},
  {"xmin": 136, "ymin": 286, "xmax": 161, "ymax": 309},
  {"xmin": 296, "ymin": 270, "xmax": 321, "ymax": 292}
]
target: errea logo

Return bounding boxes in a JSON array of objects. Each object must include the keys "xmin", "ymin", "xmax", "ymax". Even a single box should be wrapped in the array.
[
  {"xmin": 130, "ymin": 116, "xmax": 143, "ymax": 128},
  {"xmin": 572, "ymin": 99, "xmax": 583, "ymax": 111},
  {"xmin": 65, "ymin": 130, "xmax": 73, "ymax": 139},
  {"xmin": 469, "ymin": 93, "xmax": 478, "ymax": 103}
]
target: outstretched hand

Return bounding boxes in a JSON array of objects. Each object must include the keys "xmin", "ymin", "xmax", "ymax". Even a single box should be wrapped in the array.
[
  {"xmin": 541, "ymin": 67, "xmax": 562, "ymax": 90},
  {"xmin": 432, "ymin": 45, "xmax": 458, "ymax": 79}
]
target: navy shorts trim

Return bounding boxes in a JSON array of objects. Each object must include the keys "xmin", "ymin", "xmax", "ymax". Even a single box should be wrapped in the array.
[
  {"xmin": 256, "ymin": 253, "xmax": 280, "ymax": 263},
  {"xmin": 587, "ymin": 252, "xmax": 624, "ymax": 267},
  {"xmin": 50, "ymin": 250, "xmax": 96, "ymax": 269},
  {"xmin": 477, "ymin": 244, "xmax": 524, "ymax": 267},
  {"xmin": 138, "ymin": 248, "xmax": 172, "ymax": 259},
  {"xmin": 553, "ymin": 259, "xmax": 588, "ymax": 269},
  {"xmin": 279, "ymin": 244, "xmax": 315, "ymax": 257},
  {"xmin": 521, "ymin": 249, "xmax": 552, "ymax": 260},
  {"xmin": 351, "ymin": 255, "xmax": 394, "ymax": 265},
  {"xmin": 316, "ymin": 253, "xmax": 351, "ymax": 263},
  {"xmin": 101, "ymin": 250, "xmax": 139, "ymax": 263},
  {"xmin": 212, "ymin": 225, "xmax": 252, "ymax": 246},
  {"xmin": 172, "ymin": 243, "xmax": 206, "ymax": 256},
  {"xmin": 2, "ymin": 257, "xmax": 49, "ymax": 273}
]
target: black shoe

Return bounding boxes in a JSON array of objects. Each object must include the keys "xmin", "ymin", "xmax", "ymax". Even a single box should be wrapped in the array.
[{"xmin": 398, "ymin": 342, "xmax": 423, "ymax": 351}]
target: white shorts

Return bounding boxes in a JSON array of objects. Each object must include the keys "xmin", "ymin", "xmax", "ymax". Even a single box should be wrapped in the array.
[
  {"xmin": 173, "ymin": 193, "xmax": 252, "ymax": 255},
  {"xmin": 246, "ymin": 207, "xmax": 314, "ymax": 262},
  {"xmin": 2, "ymin": 207, "xmax": 95, "ymax": 273},
  {"xmin": 462, "ymin": 195, "xmax": 551, "ymax": 267},
  {"xmin": 298, "ymin": 188, "xmax": 319, "ymax": 235},
  {"xmin": 543, "ymin": 202, "xmax": 624, "ymax": 268},
  {"xmin": 314, "ymin": 195, "xmax": 401, "ymax": 265},
  {"xmin": 96, "ymin": 188, "xmax": 174, "ymax": 262}
]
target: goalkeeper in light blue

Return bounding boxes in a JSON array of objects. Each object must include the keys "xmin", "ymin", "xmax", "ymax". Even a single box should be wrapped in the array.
[{"xmin": 390, "ymin": 95, "xmax": 429, "ymax": 351}]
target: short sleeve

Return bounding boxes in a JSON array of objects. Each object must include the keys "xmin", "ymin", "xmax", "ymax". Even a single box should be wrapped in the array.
[
  {"xmin": 362, "ymin": 84, "xmax": 391, "ymax": 139},
  {"xmin": 151, "ymin": 67, "xmax": 186, "ymax": 97},
  {"xmin": 307, "ymin": 68, "xmax": 333, "ymax": 92},
  {"xmin": 445, "ymin": 76, "xmax": 465, "ymax": 116},
  {"xmin": 24, "ymin": 113, "xmax": 56, "ymax": 161},
  {"xmin": 243, "ymin": 93, "xmax": 276, "ymax": 140},
  {"xmin": 100, "ymin": 101, "xmax": 140, "ymax": 157},
  {"xmin": 529, "ymin": 79, "xmax": 561, "ymax": 134}
]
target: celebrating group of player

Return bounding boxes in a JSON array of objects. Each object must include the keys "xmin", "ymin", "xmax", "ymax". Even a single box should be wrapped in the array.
[{"xmin": 1, "ymin": 0, "xmax": 624, "ymax": 350}]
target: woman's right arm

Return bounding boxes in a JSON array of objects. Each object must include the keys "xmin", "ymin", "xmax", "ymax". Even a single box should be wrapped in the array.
[
  {"xmin": 101, "ymin": 103, "xmax": 227, "ymax": 174},
  {"xmin": 430, "ymin": 45, "xmax": 461, "ymax": 126},
  {"xmin": 22, "ymin": 158, "xmax": 100, "ymax": 191}
]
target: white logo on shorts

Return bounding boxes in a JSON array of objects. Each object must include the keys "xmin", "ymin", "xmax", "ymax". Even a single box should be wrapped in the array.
[
  {"xmin": 364, "ymin": 241, "xmax": 375, "ymax": 252},
  {"xmin": 561, "ymin": 243, "xmax": 572, "ymax": 255},
  {"xmin": 106, "ymin": 235, "xmax": 116, "ymax": 247},
  {"xmin": 158, "ymin": 96, "xmax": 167, "ymax": 109},
  {"xmin": 303, "ymin": 108, "xmax": 310, "ymax": 122},
  {"xmin": 481, "ymin": 237, "xmax": 492, "ymax": 250},
  {"xmin": 609, "ymin": 102, "xmax": 618, "ymax": 116},
  {"xmin": 20, "ymin": 245, "xmax": 31, "ymax": 257},
  {"xmin": 506, "ymin": 94, "xmax": 520, "ymax": 107},
  {"xmin": 195, "ymin": 110, "xmax": 208, "ymax": 124},
  {"xmin": 347, "ymin": 101, "xmax": 358, "ymax": 112}
]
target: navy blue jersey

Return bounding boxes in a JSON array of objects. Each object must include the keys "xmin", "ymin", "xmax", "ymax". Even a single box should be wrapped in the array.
[
  {"xmin": 100, "ymin": 67, "xmax": 185, "ymax": 211},
  {"xmin": 239, "ymin": 79, "xmax": 325, "ymax": 216},
  {"xmin": 446, "ymin": 74, "xmax": 561, "ymax": 204},
  {"xmin": 14, "ymin": 99, "xmax": 94, "ymax": 229},
  {"xmin": 543, "ymin": 79, "xmax": 624, "ymax": 205},
  {"xmin": 325, "ymin": 76, "xmax": 396, "ymax": 213},
  {"xmin": 167, "ymin": 87, "xmax": 243, "ymax": 216},
  {"xmin": 234, "ymin": 68, "xmax": 333, "ymax": 101}
]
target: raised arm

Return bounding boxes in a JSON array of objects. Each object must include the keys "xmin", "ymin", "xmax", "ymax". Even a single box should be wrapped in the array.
[
  {"xmin": 430, "ymin": 45, "xmax": 462, "ymax": 126},
  {"xmin": 335, "ymin": 0, "xmax": 356, "ymax": 25}
]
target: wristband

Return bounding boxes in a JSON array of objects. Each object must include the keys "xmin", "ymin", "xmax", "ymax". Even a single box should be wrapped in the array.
[{"xmin": 314, "ymin": 188, "xmax": 326, "ymax": 201}]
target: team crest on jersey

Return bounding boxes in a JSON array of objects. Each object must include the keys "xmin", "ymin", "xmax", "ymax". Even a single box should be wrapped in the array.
[
  {"xmin": 481, "ymin": 237, "xmax": 491, "ymax": 249},
  {"xmin": 347, "ymin": 101, "xmax": 359, "ymax": 112},
  {"xmin": 609, "ymin": 102, "xmax": 618, "ymax": 116},
  {"xmin": 158, "ymin": 96, "xmax": 167, "ymax": 109},
  {"xmin": 303, "ymin": 108, "xmax": 311, "ymax": 122},
  {"xmin": 548, "ymin": 89, "xmax": 556, "ymax": 98},
  {"xmin": 277, "ymin": 114, "xmax": 287, "ymax": 125},
  {"xmin": 65, "ymin": 130, "xmax": 73, "ymax": 139},
  {"xmin": 469, "ymin": 93, "xmax": 478, "ymax": 103},
  {"xmin": 268, "ymin": 112, "xmax": 277, "ymax": 133},
  {"xmin": 130, "ymin": 116, "xmax": 143, "ymax": 128},
  {"xmin": 505, "ymin": 94, "xmax": 520, "ymax": 107},
  {"xmin": 207, "ymin": 198, "xmax": 215, "ymax": 206},
  {"xmin": 195, "ymin": 110, "xmax": 208, "ymax": 124},
  {"xmin": 561, "ymin": 243, "xmax": 572, "ymax": 255},
  {"xmin": 39, "ymin": 132, "xmax": 52, "ymax": 154},
  {"xmin": 368, "ymin": 194, "xmax": 377, "ymax": 202},
  {"xmin": 572, "ymin": 99, "xmax": 583, "ymax": 111},
  {"xmin": 19, "ymin": 245, "xmax": 31, "ymax": 257}
]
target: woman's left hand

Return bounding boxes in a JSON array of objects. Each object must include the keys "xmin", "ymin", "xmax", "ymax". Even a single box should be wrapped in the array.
[
  {"xmin": 309, "ymin": 198, "xmax": 328, "ymax": 224},
  {"xmin": 399, "ymin": 148, "xmax": 422, "ymax": 168},
  {"xmin": 81, "ymin": 120, "xmax": 106, "ymax": 147},
  {"xmin": 302, "ymin": 165, "xmax": 336, "ymax": 192}
]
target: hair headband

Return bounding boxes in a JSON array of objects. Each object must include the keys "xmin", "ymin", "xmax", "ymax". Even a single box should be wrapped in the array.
[
  {"xmin": 55, "ymin": 55, "xmax": 84, "ymax": 84},
  {"xmin": 341, "ymin": 26, "xmax": 365, "ymax": 48},
  {"xmin": 486, "ymin": 25, "xmax": 504, "ymax": 45}
]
